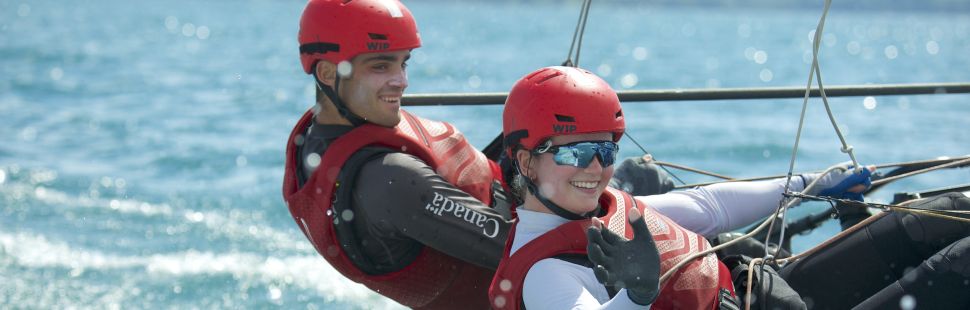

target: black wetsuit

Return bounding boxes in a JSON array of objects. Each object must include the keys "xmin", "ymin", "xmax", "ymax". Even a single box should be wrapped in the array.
[
  {"xmin": 297, "ymin": 121, "xmax": 512, "ymax": 271},
  {"xmin": 779, "ymin": 193, "xmax": 970, "ymax": 309},
  {"xmin": 724, "ymin": 193, "xmax": 970, "ymax": 310}
]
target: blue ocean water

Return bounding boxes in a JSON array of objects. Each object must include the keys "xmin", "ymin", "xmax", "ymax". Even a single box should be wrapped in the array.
[{"xmin": 2, "ymin": 0, "xmax": 969, "ymax": 308}]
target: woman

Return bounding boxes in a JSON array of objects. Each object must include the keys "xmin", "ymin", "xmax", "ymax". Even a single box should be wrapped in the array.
[
  {"xmin": 488, "ymin": 66, "xmax": 970, "ymax": 309},
  {"xmin": 488, "ymin": 66, "xmax": 736, "ymax": 309}
]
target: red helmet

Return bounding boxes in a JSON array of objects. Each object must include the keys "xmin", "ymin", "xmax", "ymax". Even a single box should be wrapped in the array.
[
  {"xmin": 503, "ymin": 66, "xmax": 625, "ymax": 154},
  {"xmin": 298, "ymin": 0, "xmax": 422, "ymax": 74}
]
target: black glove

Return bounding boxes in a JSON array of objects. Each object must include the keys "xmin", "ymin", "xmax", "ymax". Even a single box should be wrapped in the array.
[
  {"xmin": 586, "ymin": 208, "xmax": 661, "ymax": 305},
  {"xmin": 609, "ymin": 155, "xmax": 675, "ymax": 196}
]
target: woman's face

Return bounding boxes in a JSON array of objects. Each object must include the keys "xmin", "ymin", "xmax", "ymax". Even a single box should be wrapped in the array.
[{"xmin": 523, "ymin": 132, "xmax": 615, "ymax": 215}]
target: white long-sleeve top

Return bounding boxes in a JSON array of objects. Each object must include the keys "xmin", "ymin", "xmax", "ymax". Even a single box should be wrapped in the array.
[
  {"xmin": 512, "ymin": 178, "xmax": 801, "ymax": 309},
  {"xmin": 514, "ymin": 209, "xmax": 647, "ymax": 310},
  {"xmin": 644, "ymin": 178, "xmax": 804, "ymax": 238}
]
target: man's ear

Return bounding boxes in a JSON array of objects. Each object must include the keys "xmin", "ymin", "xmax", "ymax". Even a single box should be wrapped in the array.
[{"xmin": 315, "ymin": 61, "xmax": 337, "ymax": 88}]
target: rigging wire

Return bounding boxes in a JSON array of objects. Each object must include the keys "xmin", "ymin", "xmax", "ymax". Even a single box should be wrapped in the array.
[
  {"xmin": 563, "ymin": 0, "xmax": 592, "ymax": 67},
  {"xmin": 623, "ymin": 132, "xmax": 689, "ymax": 185},
  {"xmin": 670, "ymin": 154, "xmax": 970, "ymax": 189},
  {"xmin": 785, "ymin": 192, "xmax": 970, "ymax": 221},
  {"xmin": 766, "ymin": 0, "xmax": 839, "ymax": 259},
  {"xmin": 653, "ymin": 160, "xmax": 734, "ymax": 181},
  {"xmin": 870, "ymin": 157, "xmax": 970, "ymax": 186}
]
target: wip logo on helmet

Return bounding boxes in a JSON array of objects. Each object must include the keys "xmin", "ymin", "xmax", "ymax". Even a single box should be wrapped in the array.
[
  {"xmin": 552, "ymin": 124, "xmax": 577, "ymax": 134},
  {"xmin": 366, "ymin": 33, "xmax": 390, "ymax": 51}
]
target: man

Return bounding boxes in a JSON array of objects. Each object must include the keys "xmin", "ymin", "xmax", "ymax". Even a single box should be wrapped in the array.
[{"xmin": 280, "ymin": 1, "xmax": 513, "ymax": 309}]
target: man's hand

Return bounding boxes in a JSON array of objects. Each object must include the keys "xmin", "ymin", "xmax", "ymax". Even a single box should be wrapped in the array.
[{"xmin": 586, "ymin": 208, "xmax": 661, "ymax": 305}]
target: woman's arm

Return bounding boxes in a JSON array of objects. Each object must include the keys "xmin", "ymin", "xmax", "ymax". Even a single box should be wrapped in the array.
[
  {"xmin": 638, "ymin": 178, "xmax": 799, "ymax": 238},
  {"xmin": 640, "ymin": 165, "xmax": 874, "ymax": 238}
]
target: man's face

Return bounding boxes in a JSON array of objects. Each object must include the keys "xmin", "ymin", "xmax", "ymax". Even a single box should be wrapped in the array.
[{"xmin": 339, "ymin": 49, "xmax": 411, "ymax": 127}]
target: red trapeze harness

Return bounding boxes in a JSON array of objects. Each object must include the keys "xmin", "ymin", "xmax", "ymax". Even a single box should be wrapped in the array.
[
  {"xmin": 489, "ymin": 188, "xmax": 735, "ymax": 310},
  {"xmin": 282, "ymin": 109, "xmax": 503, "ymax": 309}
]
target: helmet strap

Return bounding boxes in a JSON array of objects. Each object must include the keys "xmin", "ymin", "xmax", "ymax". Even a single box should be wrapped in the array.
[
  {"xmin": 315, "ymin": 74, "xmax": 367, "ymax": 127},
  {"xmin": 523, "ymin": 179, "xmax": 599, "ymax": 220}
]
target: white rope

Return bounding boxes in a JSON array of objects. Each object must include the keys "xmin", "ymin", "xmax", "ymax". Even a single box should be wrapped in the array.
[
  {"xmin": 811, "ymin": 6, "xmax": 862, "ymax": 173},
  {"xmin": 766, "ymin": 0, "xmax": 862, "ymax": 259},
  {"xmin": 767, "ymin": 0, "xmax": 828, "ymax": 259}
]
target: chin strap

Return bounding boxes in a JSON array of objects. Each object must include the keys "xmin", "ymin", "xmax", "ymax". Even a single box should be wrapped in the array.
[
  {"xmin": 315, "ymin": 75, "xmax": 367, "ymax": 127},
  {"xmin": 524, "ymin": 178, "xmax": 598, "ymax": 220}
]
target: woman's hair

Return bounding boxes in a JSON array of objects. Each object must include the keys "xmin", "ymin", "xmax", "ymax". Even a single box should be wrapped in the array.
[{"xmin": 506, "ymin": 146, "xmax": 538, "ymax": 205}]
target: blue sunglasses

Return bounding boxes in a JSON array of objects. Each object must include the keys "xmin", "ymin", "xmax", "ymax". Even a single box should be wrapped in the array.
[{"xmin": 534, "ymin": 141, "xmax": 619, "ymax": 168}]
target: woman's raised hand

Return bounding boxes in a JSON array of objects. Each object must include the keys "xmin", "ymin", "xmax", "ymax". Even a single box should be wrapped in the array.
[{"xmin": 586, "ymin": 208, "xmax": 661, "ymax": 305}]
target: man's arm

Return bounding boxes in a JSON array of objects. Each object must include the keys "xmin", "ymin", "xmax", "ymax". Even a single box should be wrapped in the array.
[{"xmin": 353, "ymin": 152, "xmax": 512, "ymax": 270}]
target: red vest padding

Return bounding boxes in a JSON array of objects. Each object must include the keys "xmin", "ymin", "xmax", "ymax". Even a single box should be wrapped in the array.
[
  {"xmin": 282, "ymin": 109, "xmax": 503, "ymax": 309},
  {"xmin": 489, "ymin": 188, "xmax": 734, "ymax": 310}
]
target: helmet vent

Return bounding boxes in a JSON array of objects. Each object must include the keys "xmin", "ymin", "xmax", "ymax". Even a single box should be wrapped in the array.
[
  {"xmin": 525, "ymin": 68, "xmax": 563, "ymax": 85},
  {"xmin": 554, "ymin": 114, "xmax": 576, "ymax": 122},
  {"xmin": 534, "ymin": 72, "xmax": 563, "ymax": 85},
  {"xmin": 615, "ymin": 110, "xmax": 623, "ymax": 119}
]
